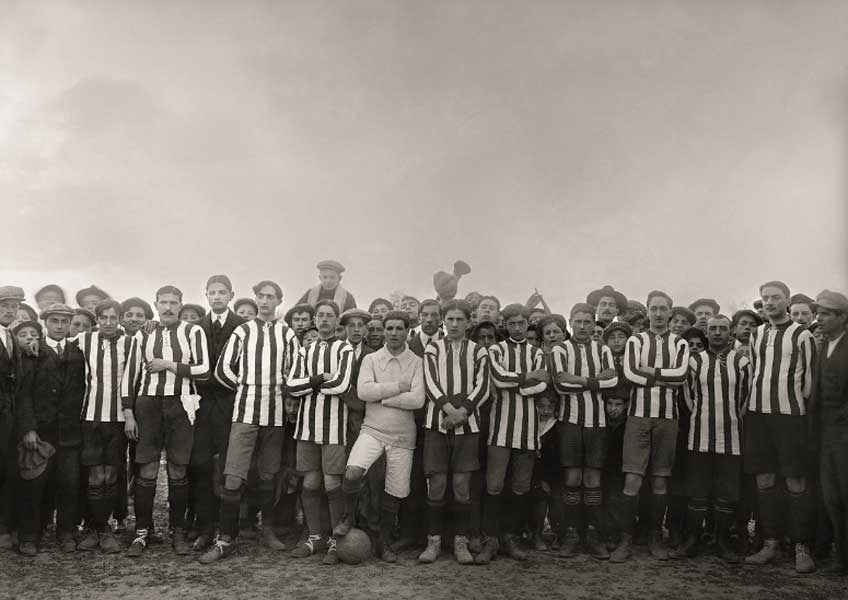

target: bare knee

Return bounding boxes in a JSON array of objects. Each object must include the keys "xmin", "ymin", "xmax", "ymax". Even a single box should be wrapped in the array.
[
  {"xmin": 583, "ymin": 468, "xmax": 601, "ymax": 489},
  {"xmin": 564, "ymin": 468, "xmax": 582, "ymax": 488},
  {"xmin": 224, "ymin": 475, "xmax": 244, "ymax": 491},
  {"xmin": 428, "ymin": 473, "xmax": 447, "ymax": 501},
  {"xmin": 88, "ymin": 466, "xmax": 106, "ymax": 486},
  {"xmin": 756, "ymin": 473, "xmax": 776, "ymax": 490},
  {"xmin": 324, "ymin": 473, "xmax": 342, "ymax": 492},
  {"xmin": 452, "ymin": 473, "xmax": 471, "ymax": 503},
  {"xmin": 651, "ymin": 476, "xmax": 668, "ymax": 495},
  {"xmin": 302, "ymin": 471, "xmax": 322, "ymax": 492},
  {"xmin": 167, "ymin": 463, "xmax": 187, "ymax": 480},
  {"xmin": 139, "ymin": 462, "xmax": 159, "ymax": 480},
  {"xmin": 785, "ymin": 476, "xmax": 806, "ymax": 494},
  {"xmin": 623, "ymin": 473, "xmax": 643, "ymax": 496}
]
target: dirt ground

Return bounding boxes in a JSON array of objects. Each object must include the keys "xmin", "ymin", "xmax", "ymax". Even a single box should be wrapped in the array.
[{"xmin": 2, "ymin": 477, "xmax": 846, "ymax": 600}]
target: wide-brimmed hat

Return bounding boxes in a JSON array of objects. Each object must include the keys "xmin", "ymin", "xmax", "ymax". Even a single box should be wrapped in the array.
[{"xmin": 587, "ymin": 286, "xmax": 627, "ymax": 312}]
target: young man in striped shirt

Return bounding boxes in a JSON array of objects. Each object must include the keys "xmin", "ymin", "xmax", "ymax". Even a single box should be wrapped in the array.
[
  {"xmin": 419, "ymin": 300, "xmax": 489, "ymax": 565},
  {"xmin": 121, "ymin": 285, "xmax": 210, "ymax": 556},
  {"xmin": 200, "ymin": 280, "xmax": 299, "ymax": 563},
  {"xmin": 671, "ymin": 314, "xmax": 749, "ymax": 561},
  {"xmin": 74, "ymin": 300, "xmax": 134, "ymax": 554},
  {"xmin": 551, "ymin": 303, "xmax": 618, "ymax": 559},
  {"xmin": 286, "ymin": 299, "xmax": 354, "ymax": 565},
  {"xmin": 744, "ymin": 281, "xmax": 817, "ymax": 573},
  {"xmin": 477, "ymin": 303, "xmax": 548, "ymax": 564},
  {"xmin": 611, "ymin": 290, "xmax": 689, "ymax": 563}
]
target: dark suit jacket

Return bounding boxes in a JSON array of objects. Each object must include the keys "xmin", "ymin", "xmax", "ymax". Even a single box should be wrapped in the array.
[
  {"xmin": 17, "ymin": 340, "xmax": 85, "ymax": 446},
  {"xmin": 196, "ymin": 309, "xmax": 244, "ymax": 395},
  {"xmin": 343, "ymin": 342, "xmax": 376, "ymax": 414},
  {"xmin": 408, "ymin": 332, "xmax": 441, "ymax": 359},
  {"xmin": 811, "ymin": 333, "xmax": 848, "ymax": 428},
  {"xmin": 0, "ymin": 335, "xmax": 22, "ymax": 419}
]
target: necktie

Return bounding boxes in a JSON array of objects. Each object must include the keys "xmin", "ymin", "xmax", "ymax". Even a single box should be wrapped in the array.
[
  {"xmin": 213, "ymin": 319, "xmax": 223, "ymax": 334},
  {"xmin": 57, "ymin": 342, "xmax": 64, "ymax": 358},
  {"xmin": 3, "ymin": 330, "xmax": 12, "ymax": 357}
]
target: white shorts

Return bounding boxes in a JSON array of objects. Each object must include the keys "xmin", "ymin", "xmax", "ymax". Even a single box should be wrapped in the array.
[{"xmin": 347, "ymin": 431, "xmax": 414, "ymax": 498}]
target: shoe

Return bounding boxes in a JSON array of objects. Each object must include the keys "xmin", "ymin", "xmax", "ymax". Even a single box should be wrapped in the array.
[
  {"xmin": 649, "ymin": 531, "xmax": 669, "ymax": 560},
  {"xmin": 192, "ymin": 532, "xmax": 213, "ymax": 552},
  {"xmin": 390, "ymin": 536, "xmax": 419, "ymax": 552},
  {"xmin": 468, "ymin": 535, "xmax": 483, "ymax": 554},
  {"xmin": 585, "ymin": 529, "xmax": 610, "ymax": 560},
  {"xmin": 610, "ymin": 533, "xmax": 633, "ymax": 563},
  {"xmin": 58, "ymin": 534, "xmax": 77, "ymax": 553},
  {"xmin": 558, "ymin": 528, "xmax": 580, "ymax": 558},
  {"xmin": 322, "ymin": 538, "xmax": 339, "ymax": 565},
  {"xmin": 333, "ymin": 514, "xmax": 354, "ymax": 538},
  {"xmin": 669, "ymin": 534, "xmax": 699, "ymax": 559},
  {"xmin": 199, "ymin": 536, "xmax": 235, "ymax": 564},
  {"xmin": 185, "ymin": 528, "xmax": 200, "ymax": 543},
  {"xmin": 550, "ymin": 534, "xmax": 561, "ymax": 551},
  {"xmin": 745, "ymin": 538, "xmax": 780, "ymax": 565},
  {"xmin": 18, "ymin": 541, "xmax": 38, "ymax": 556},
  {"xmin": 77, "ymin": 530, "xmax": 100, "ymax": 551},
  {"xmin": 795, "ymin": 543, "xmax": 816, "ymax": 574},
  {"xmin": 716, "ymin": 535, "xmax": 739, "ymax": 563},
  {"xmin": 502, "ymin": 534, "xmax": 528, "ymax": 561},
  {"xmin": 418, "ymin": 535, "xmax": 442, "ymax": 563},
  {"xmin": 531, "ymin": 532, "xmax": 548, "ymax": 551},
  {"xmin": 172, "ymin": 530, "xmax": 191, "ymax": 555},
  {"xmin": 290, "ymin": 534, "xmax": 322, "ymax": 558},
  {"xmin": 100, "ymin": 532, "xmax": 122, "ymax": 554},
  {"xmin": 126, "ymin": 529, "xmax": 149, "ymax": 557},
  {"xmin": 0, "ymin": 532, "xmax": 12, "ymax": 551},
  {"xmin": 454, "ymin": 535, "xmax": 474, "ymax": 565},
  {"xmin": 474, "ymin": 537, "xmax": 499, "ymax": 565},
  {"xmin": 377, "ymin": 541, "xmax": 398, "ymax": 563},
  {"xmin": 261, "ymin": 527, "xmax": 287, "ymax": 551}
]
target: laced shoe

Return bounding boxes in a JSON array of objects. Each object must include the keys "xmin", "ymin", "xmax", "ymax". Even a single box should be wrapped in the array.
[
  {"xmin": 609, "ymin": 533, "xmax": 633, "ymax": 563},
  {"xmin": 474, "ymin": 537, "xmax": 499, "ymax": 565},
  {"xmin": 502, "ymin": 534, "xmax": 528, "ymax": 561},
  {"xmin": 453, "ymin": 535, "xmax": 474, "ymax": 565},
  {"xmin": 100, "ymin": 531, "xmax": 122, "ymax": 554},
  {"xmin": 418, "ymin": 535, "xmax": 442, "ymax": 563},
  {"xmin": 199, "ymin": 536, "xmax": 235, "ymax": 564},
  {"xmin": 290, "ymin": 534, "xmax": 322, "ymax": 559},
  {"xmin": 322, "ymin": 538, "xmax": 339, "ymax": 565},
  {"xmin": 77, "ymin": 530, "xmax": 100, "ymax": 551},
  {"xmin": 745, "ymin": 538, "xmax": 780, "ymax": 565},
  {"xmin": 795, "ymin": 543, "xmax": 816, "ymax": 574},
  {"xmin": 125, "ymin": 529, "xmax": 149, "ymax": 557}
]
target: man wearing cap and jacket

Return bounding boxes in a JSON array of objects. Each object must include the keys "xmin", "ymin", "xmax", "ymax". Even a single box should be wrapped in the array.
[
  {"xmin": 16, "ymin": 303, "xmax": 86, "ymax": 556},
  {"xmin": 298, "ymin": 260, "xmax": 357, "ymax": 312},
  {"xmin": 811, "ymin": 290, "xmax": 848, "ymax": 575},
  {"xmin": 0, "ymin": 285, "xmax": 25, "ymax": 549}
]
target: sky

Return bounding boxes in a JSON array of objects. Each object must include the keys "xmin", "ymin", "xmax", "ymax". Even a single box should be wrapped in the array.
[{"xmin": 1, "ymin": 1, "xmax": 846, "ymax": 315}]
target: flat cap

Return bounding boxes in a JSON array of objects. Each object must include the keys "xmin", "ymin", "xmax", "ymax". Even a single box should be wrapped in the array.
[
  {"xmin": 0, "ymin": 286, "xmax": 25, "ymax": 302},
  {"xmin": 317, "ymin": 260, "xmax": 345, "ymax": 273},
  {"xmin": 340, "ymin": 308, "xmax": 371, "ymax": 326},
  {"xmin": 688, "ymin": 298, "xmax": 720, "ymax": 314},
  {"xmin": 40, "ymin": 303, "xmax": 75, "ymax": 319},
  {"xmin": 816, "ymin": 290, "xmax": 848, "ymax": 313},
  {"xmin": 35, "ymin": 284, "xmax": 66, "ymax": 303},
  {"xmin": 602, "ymin": 321, "xmax": 633, "ymax": 341},
  {"xmin": 74, "ymin": 308, "xmax": 96, "ymax": 323},
  {"xmin": 75, "ymin": 285, "xmax": 110, "ymax": 307},
  {"xmin": 586, "ymin": 285, "xmax": 628, "ymax": 312},
  {"xmin": 789, "ymin": 293, "xmax": 816, "ymax": 308}
]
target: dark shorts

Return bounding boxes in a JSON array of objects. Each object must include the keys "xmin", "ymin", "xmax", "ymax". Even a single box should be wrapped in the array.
[
  {"xmin": 743, "ymin": 412, "xmax": 808, "ymax": 478},
  {"xmin": 486, "ymin": 445, "xmax": 535, "ymax": 495},
  {"xmin": 622, "ymin": 416, "xmax": 679, "ymax": 477},
  {"xmin": 134, "ymin": 395, "xmax": 194, "ymax": 466},
  {"xmin": 190, "ymin": 389, "xmax": 235, "ymax": 467},
  {"xmin": 296, "ymin": 440, "xmax": 347, "ymax": 476},
  {"xmin": 423, "ymin": 429, "xmax": 480, "ymax": 475},
  {"xmin": 224, "ymin": 423, "xmax": 284, "ymax": 481},
  {"xmin": 686, "ymin": 451, "xmax": 741, "ymax": 502},
  {"xmin": 81, "ymin": 421, "xmax": 127, "ymax": 466},
  {"xmin": 559, "ymin": 422, "xmax": 608, "ymax": 469}
]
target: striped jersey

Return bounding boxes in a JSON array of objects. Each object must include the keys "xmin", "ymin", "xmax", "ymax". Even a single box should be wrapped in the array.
[
  {"xmin": 550, "ymin": 340, "xmax": 618, "ymax": 427},
  {"xmin": 686, "ymin": 349, "xmax": 750, "ymax": 455},
  {"xmin": 488, "ymin": 338, "xmax": 547, "ymax": 451},
  {"xmin": 215, "ymin": 319, "xmax": 300, "ymax": 427},
  {"xmin": 121, "ymin": 321, "xmax": 210, "ymax": 408},
  {"xmin": 75, "ymin": 332, "xmax": 134, "ymax": 423},
  {"xmin": 747, "ymin": 320, "xmax": 815, "ymax": 415},
  {"xmin": 287, "ymin": 337, "xmax": 354, "ymax": 445},
  {"xmin": 423, "ymin": 338, "xmax": 490, "ymax": 435},
  {"xmin": 624, "ymin": 330, "xmax": 689, "ymax": 420}
]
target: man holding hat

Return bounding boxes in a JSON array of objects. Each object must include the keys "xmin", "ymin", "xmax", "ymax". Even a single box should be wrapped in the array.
[
  {"xmin": 298, "ymin": 260, "xmax": 357, "ymax": 312},
  {"xmin": 16, "ymin": 302, "xmax": 85, "ymax": 555},
  {"xmin": 76, "ymin": 285, "xmax": 111, "ymax": 313},
  {"xmin": 587, "ymin": 285, "xmax": 627, "ymax": 328},
  {"xmin": 0, "ymin": 286, "xmax": 25, "ymax": 548},
  {"xmin": 811, "ymin": 289, "xmax": 848, "ymax": 575},
  {"xmin": 689, "ymin": 299, "xmax": 720, "ymax": 331},
  {"xmin": 34, "ymin": 285, "xmax": 66, "ymax": 311}
]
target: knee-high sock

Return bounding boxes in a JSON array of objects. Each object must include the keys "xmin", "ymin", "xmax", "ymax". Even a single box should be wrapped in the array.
[
  {"xmin": 787, "ymin": 488, "xmax": 814, "ymax": 544},
  {"xmin": 583, "ymin": 487, "xmax": 603, "ymax": 530},
  {"xmin": 482, "ymin": 493, "xmax": 502, "ymax": 539},
  {"xmin": 426, "ymin": 498, "xmax": 445, "ymax": 536},
  {"xmin": 651, "ymin": 493, "xmax": 668, "ymax": 536},
  {"xmin": 616, "ymin": 493, "xmax": 639, "ymax": 537},
  {"xmin": 508, "ymin": 493, "xmax": 529, "ymax": 536},
  {"xmin": 134, "ymin": 477, "xmax": 157, "ymax": 532},
  {"xmin": 685, "ymin": 496, "xmax": 708, "ymax": 536},
  {"xmin": 453, "ymin": 500, "xmax": 472, "ymax": 537},
  {"xmin": 218, "ymin": 487, "xmax": 242, "ymax": 539},
  {"xmin": 326, "ymin": 486, "xmax": 344, "ymax": 531},
  {"xmin": 562, "ymin": 485, "xmax": 582, "ymax": 531},
  {"xmin": 87, "ymin": 484, "xmax": 108, "ymax": 532},
  {"xmin": 756, "ymin": 485, "xmax": 783, "ymax": 540},
  {"xmin": 191, "ymin": 465, "xmax": 216, "ymax": 533},
  {"xmin": 256, "ymin": 479, "xmax": 276, "ymax": 529},
  {"xmin": 301, "ymin": 487, "xmax": 323, "ymax": 536},
  {"xmin": 380, "ymin": 492, "xmax": 401, "ymax": 543},
  {"xmin": 342, "ymin": 476, "xmax": 364, "ymax": 524},
  {"xmin": 168, "ymin": 477, "xmax": 189, "ymax": 531}
]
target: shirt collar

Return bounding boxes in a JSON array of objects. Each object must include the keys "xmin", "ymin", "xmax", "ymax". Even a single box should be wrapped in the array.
[
  {"xmin": 212, "ymin": 309, "xmax": 229, "ymax": 324},
  {"xmin": 375, "ymin": 344, "xmax": 411, "ymax": 368},
  {"xmin": 46, "ymin": 336, "xmax": 63, "ymax": 350},
  {"xmin": 508, "ymin": 337, "xmax": 527, "ymax": 345}
]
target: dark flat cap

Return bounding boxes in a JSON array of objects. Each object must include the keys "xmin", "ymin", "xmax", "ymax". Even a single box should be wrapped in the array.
[
  {"xmin": 73, "ymin": 308, "xmax": 96, "ymax": 323},
  {"xmin": 602, "ymin": 321, "xmax": 633, "ymax": 341},
  {"xmin": 340, "ymin": 308, "xmax": 372, "ymax": 325},
  {"xmin": 40, "ymin": 303, "xmax": 76, "ymax": 319},
  {"xmin": 17, "ymin": 439, "xmax": 55, "ymax": 481},
  {"xmin": 688, "ymin": 298, "xmax": 720, "ymax": 314},
  {"xmin": 788, "ymin": 293, "xmax": 816, "ymax": 308},
  {"xmin": 75, "ymin": 285, "xmax": 110, "ymax": 307},
  {"xmin": 0, "ymin": 286, "xmax": 25, "ymax": 302},
  {"xmin": 586, "ymin": 286, "xmax": 628, "ymax": 312},
  {"xmin": 317, "ymin": 260, "xmax": 345, "ymax": 273}
]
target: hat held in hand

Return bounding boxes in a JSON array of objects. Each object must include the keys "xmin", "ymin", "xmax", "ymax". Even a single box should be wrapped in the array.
[
  {"xmin": 433, "ymin": 260, "xmax": 471, "ymax": 302},
  {"xmin": 17, "ymin": 439, "xmax": 56, "ymax": 481}
]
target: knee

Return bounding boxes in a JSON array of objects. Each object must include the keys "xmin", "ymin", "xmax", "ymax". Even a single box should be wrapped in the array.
[
  {"xmin": 486, "ymin": 471, "xmax": 505, "ymax": 496},
  {"xmin": 139, "ymin": 462, "xmax": 159, "ymax": 480},
  {"xmin": 564, "ymin": 468, "xmax": 582, "ymax": 488},
  {"xmin": 88, "ymin": 466, "xmax": 106, "ymax": 487},
  {"xmin": 583, "ymin": 469, "xmax": 601, "ymax": 489},
  {"xmin": 756, "ymin": 473, "xmax": 776, "ymax": 490},
  {"xmin": 785, "ymin": 477, "xmax": 806, "ymax": 494},
  {"xmin": 428, "ymin": 474, "xmax": 447, "ymax": 501},
  {"xmin": 167, "ymin": 463, "xmax": 187, "ymax": 480},
  {"xmin": 302, "ymin": 471, "xmax": 322, "ymax": 492},
  {"xmin": 452, "ymin": 474, "xmax": 471, "ymax": 503},
  {"xmin": 623, "ymin": 473, "xmax": 643, "ymax": 496},
  {"xmin": 651, "ymin": 477, "xmax": 668, "ymax": 495},
  {"xmin": 224, "ymin": 475, "xmax": 244, "ymax": 492},
  {"xmin": 323, "ymin": 474, "xmax": 342, "ymax": 492},
  {"xmin": 344, "ymin": 466, "xmax": 365, "ymax": 484}
]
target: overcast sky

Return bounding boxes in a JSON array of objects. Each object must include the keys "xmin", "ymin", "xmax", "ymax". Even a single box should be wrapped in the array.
[{"xmin": 1, "ymin": 1, "xmax": 846, "ymax": 314}]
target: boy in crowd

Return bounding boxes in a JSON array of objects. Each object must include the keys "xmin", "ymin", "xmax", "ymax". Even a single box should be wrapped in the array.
[
  {"xmin": 233, "ymin": 298, "xmax": 258, "ymax": 321},
  {"xmin": 671, "ymin": 315, "xmax": 749, "ymax": 562},
  {"xmin": 669, "ymin": 307, "xmax": 696, "ymax": 336},
  {"xmin": 200, "ymin": 280, "xmax": 298, "ymax": 563},
  {"xmin": 122, "ymin": 285, "xmax": 210, "ymax": 556},
  {"xmin": 70, "ymin": 308, "xmax": 95, "ymax": 337},
  {"xmin": 34, "ymin": 285, "xmax": 65, "ymax": 311},
  {"xmin": 550, "ymin": 303, "xmax": 618, "ymax": 559},
  {"xmin": 603, "ymin": 393, "xmax": 629, "ymax": 548},
  {"xmin": 420, "ymin": 300, "xmax": 489, "ymax": 565},
  {"xmin": 612, "ymin": 290, "xmax": 689, "ymax": 563},
  {"xmin": 298, "ymin": 260, "xmax": 357, "ymax": 312},
  {"xmin": 478, "ymin": 303, "xmax": 548, "ymax": 564},
  {"xmin": 76, "ymin": 286, "xmax": 110, "ymax": 313},
  {"xmin": 335, "ymin": 311, "xmax": 425, "ymax": 562},
  {"xmin": 400, "ymin": 296, "xmax": 421, "ymax": 331},
  {"xmin": 366, "ymin": 318, "xmax": 385, "ymax": 350},
  {"xmin": 789, "ymin": 294, "xmax": 816, "ymax": 328},
  {"xmin": 529, "ymin": 392, "xmax": 561, "ymax": 551},
  {"xmin": 731, "ymin": 309, "xmax": 762, "ymax": 356},
  {"xmin": 16, "ymin": 303, "xmax": 85, "ymax": 556},
  {"xmin": 284, "ymin": 304, "xmax": 316, "ymax": 341},
  {"xmin": 287, "ymin": 299, "xmax": 354, "ymax": 565},
  {"xmin": 179, "ymin": 304, "xmax": 206, "ymax": 323},
  {"xmin": 121, "ymin": 297, "xmax": 153, "ymax": 337}
]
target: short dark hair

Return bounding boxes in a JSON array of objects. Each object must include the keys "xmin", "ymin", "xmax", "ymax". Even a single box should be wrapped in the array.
[
  {"xmin": 206, "ymin": 274, "xmax": 233, "ymax": 292},
  {"xmin": 383, "ymin": 310, "xmax": 410, "ymax": 330},
  {"xmin": 537, "ymin": 314, "xmax": 568, "ymax": 337},
  {"xmin": 682, "ymin": 326, "xmax": 708, "ymax": 348},
  {"xmin": 121, "ymin": 297, "xmax": 153, "ymax": 320},
  {"xmin": 470, "ymin": 320, "xmax": 499, "ymax": 342},
  {"xmin": 401, "ymin": 295, "xmax": 419, "ymax": 305},
  {"xmin": 501, "ymin": 303, "xmax": 529, "ymax": 321},
  {"xmin": 570, "ymin": 303, "xmax": 595, "ymax": 318},
  {"xmin": 18, "ymin": 302, "xmax": 38, "ymax": 322},
  {"xmin": 731, "ymin": 309, "xmax": 762, "ymax": 328},
  {"xmin": 706, "ymin": 313, "xmax": 732, "ymax": 327},
  {"xmin": 478, "ymin": 295, "xmax": 501, "ymax": 311},
  {"xmin": 74, "ymin": 308, "xmax": 95, "ymax": 325},
  {"xmin": 368, "ymin": 298, "xmax": 393, "ymax": 313},
  {"xmin": 759, "ymin": 280, "xmax": 790, "ymax": 299},
  {"xmin": 670, "ymin": 306, "xmax": 696, "ymax": 326},
  {"xmin": 95, "ymin": 299, "xmax": 122, "ymax": 318},
  {"xmin": 252, "ymin": 280, "xmax": 283, "ymax": 301},
  {"xmin": 315, "ymin": 299, "xmax": 340, "ymax": 317},
  {"xmin": 646, "ymin": 290, "xmax": 673, "ymax": 308},
  {"xmin": 442, "ymin": 299, "xmax": 472, "ymax": 320},
  {"xmin": 233, "ymin": 297, "xmax": 258, "ymax": 314},
  {"xmin": 155, "ymin": 285, "xmax": 183, "ymax": 302},
  {"xmin": 419, "ymin": 299, "xmax": 442, "ymax": 316},
  {"xmin": 284, "ymin": 303, "xmax": 315, "ymax": 326}
]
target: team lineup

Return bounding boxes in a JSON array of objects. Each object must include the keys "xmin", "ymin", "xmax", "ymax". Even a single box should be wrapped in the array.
[{"xmin": 0, "ymin": 259, "xmax": 846, "ymax": 580}]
